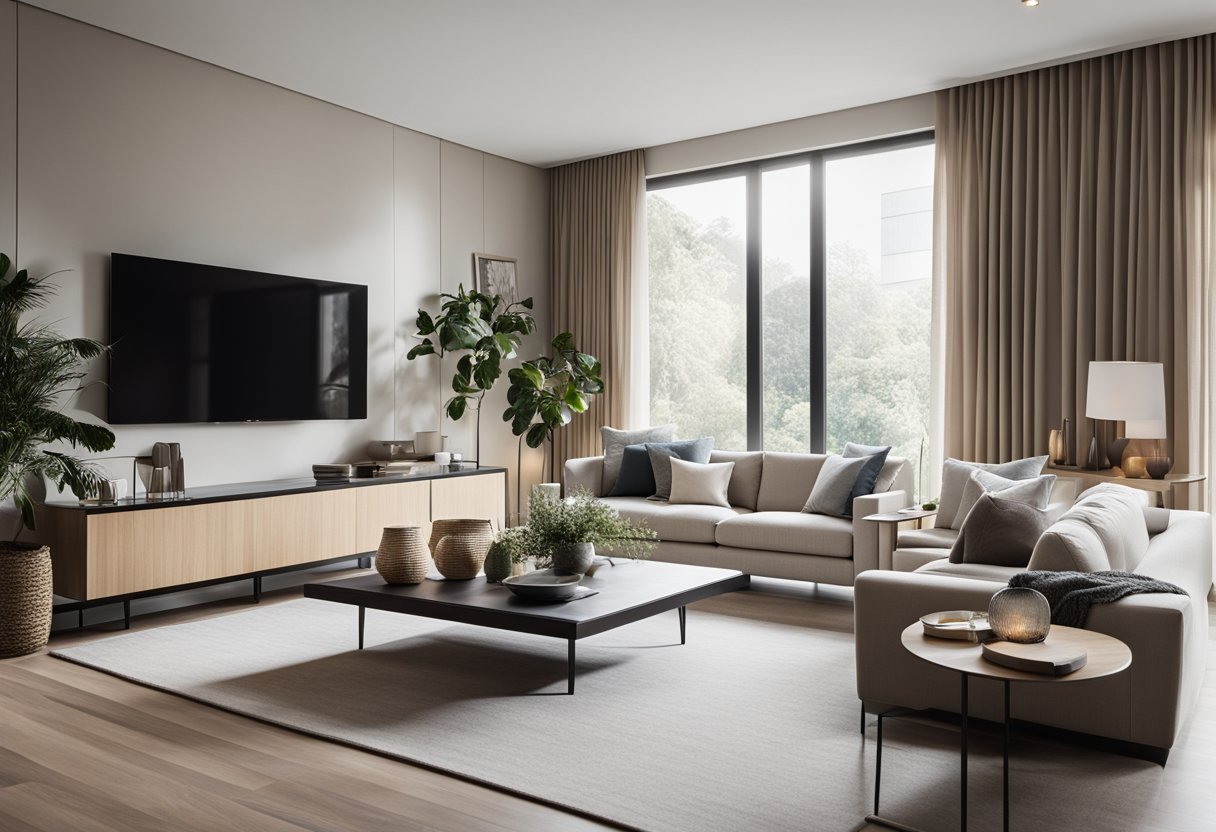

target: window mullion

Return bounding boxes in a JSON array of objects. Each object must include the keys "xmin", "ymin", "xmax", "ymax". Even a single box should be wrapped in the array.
[
  {"xmin": 809, "ymin": 154, "xmax": 826, "ymax": 453},
  {"xmin": 746, "ymin": 166, "xmax": 763, "ymax": 452}
]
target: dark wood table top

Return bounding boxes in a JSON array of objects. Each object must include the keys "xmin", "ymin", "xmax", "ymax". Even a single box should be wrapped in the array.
[{"xmin": 304, "ymin": 560, "xmax": 749, "ymax": 640}]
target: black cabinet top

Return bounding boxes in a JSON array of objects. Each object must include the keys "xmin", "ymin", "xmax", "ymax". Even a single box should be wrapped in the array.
[{"xmin": 44, "ymin": 464, "xmax": 507, "ymax": 515}]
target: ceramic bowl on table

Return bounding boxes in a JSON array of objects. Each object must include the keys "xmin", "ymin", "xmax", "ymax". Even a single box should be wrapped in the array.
[{"xmin": 502, "ymin": 569, "xmax": 583, "ymax": 602}]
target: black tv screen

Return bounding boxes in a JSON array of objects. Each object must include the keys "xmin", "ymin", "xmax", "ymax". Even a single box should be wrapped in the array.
[{"xmin": 108, "ymin": 254, "xmax": 368, "ymax": 424}]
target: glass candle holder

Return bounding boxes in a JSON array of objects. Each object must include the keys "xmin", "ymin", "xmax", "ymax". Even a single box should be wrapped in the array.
[{"xmin": 988, "ymin": 586, "xmax": 1051, "ymax": 644}]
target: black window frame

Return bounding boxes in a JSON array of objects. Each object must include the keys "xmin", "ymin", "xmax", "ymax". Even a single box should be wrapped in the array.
[{"xmin": 645, "ymin": 130, "xmax": 935, "ymax": 452}]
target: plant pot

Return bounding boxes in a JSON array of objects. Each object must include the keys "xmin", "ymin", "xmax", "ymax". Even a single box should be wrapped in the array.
[
  {"xmin": 430, "ymin": 519, "xmax": 494, "ymax": 580},
  {"xmin": 0, "ymin": 542, "xmax": 53, "ymax": 658},
  {"xmin": 375, "ymin": 526, "xmax": 429, "ymax": 585},
  {"xmin": 552, "ymin": 542, "xmax": 595, "ymax": 576},
  {"xmin": 483, "ymin": 541, "xmax": 512, "ymax": 583}
]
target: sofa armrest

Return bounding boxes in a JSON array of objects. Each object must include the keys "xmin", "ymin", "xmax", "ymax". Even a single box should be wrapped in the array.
[
  {"xmin": 852, "ymin": 489, "xmax": 913, "ymax": 575},
  {"xmin": 564, "ymin": 456, "xmax": 605, "ymax": 498}
]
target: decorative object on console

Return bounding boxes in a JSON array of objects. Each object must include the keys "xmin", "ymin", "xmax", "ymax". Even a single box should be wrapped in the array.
[
  {"xmin": 1084, "ymin": 361, "xmax": 1166, "ymax": 471},
  {"xmin": 374, "ymin": 526, "xmax": 430, "ymax": 585},
  {"xmin": 148, "ymin": 442, "xmax": 186, "ymax": 499},
  {"xmin": 1048, "ymin": 428, "xmax": 1066, "ymax": 465},
  {"xmin": 413, "ymin": 430, "xmax": 445, "ymax": 457},
  {"xmin": 365, "ymin": 439, "xmax": 416, "ymax": 461},
  {"xmin": 0, "ymin": 253, "xmax": 115, "ymax": 656},
  {"xmin": 312, "ymin": 463, "xmax": 354, "ymax": 482},
  {"xmin": 1061, "ymin": 416, "xmax": 1073, "ymax": 465},
  {"xmin": 1125, "ymin": 418, "xmax": 1169, "ymax": 479},
  {"xmin": 508, "ymin": 487, "xmax": 656, "ymax": 575},
  {"xmin": 433, "ymin": 452, "xmax": 452, "ymax": 467},
  {"xmin": 987, "ymin": 585, "xmax": 1052, "ymax": 643},
  {"xmin": 472, "ymin": 253, "xmax": 519, "ymax": 306},
  {"xmin": 429, "ymin": 518, "xmax": 495, "ymax": 580},
  {"xmin": 406, "ymin": 284, "xmax": 537, "ymax": 466}
]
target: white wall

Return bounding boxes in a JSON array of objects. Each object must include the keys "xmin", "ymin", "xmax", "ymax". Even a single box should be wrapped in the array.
[
  {"xmin": 644, "ymin": 93, "xmax": 935, "ymax": 177},
  {"xmin": 1, "ymin": 3, "xmax": 549, "ymax": 538}
]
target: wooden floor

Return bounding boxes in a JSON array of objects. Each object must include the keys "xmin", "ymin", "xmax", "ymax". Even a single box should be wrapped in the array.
[{"xmin": 1, "ymin": 571, "xmax": 1213, "ymax": 832}]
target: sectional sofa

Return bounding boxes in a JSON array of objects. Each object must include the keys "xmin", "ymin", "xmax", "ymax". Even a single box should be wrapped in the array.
[
  {"xmin": 855, "ymin": 483, "xmax": 1213, "ymax": 756},
  {"xmin": 564, "ymin": 450, "xmax": 913, "ymax": 586}
]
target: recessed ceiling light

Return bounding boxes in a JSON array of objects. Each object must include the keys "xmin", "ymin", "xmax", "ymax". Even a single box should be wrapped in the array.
[{"xmin": 1022, "ymin": 0, "xmax": 1040, "ymax": 6}]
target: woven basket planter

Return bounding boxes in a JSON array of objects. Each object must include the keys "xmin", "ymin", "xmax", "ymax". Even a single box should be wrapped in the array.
[
  {"xmin": 0, "ymin": 542, "xmax": 53, "ymax": 658},
  {"xmin": 430, "ymin": 518, "xmax": 494, "ymax": 581},
  {"xmin": 375, "ymin": 526, "xmax": 430, "ymax": 585}
]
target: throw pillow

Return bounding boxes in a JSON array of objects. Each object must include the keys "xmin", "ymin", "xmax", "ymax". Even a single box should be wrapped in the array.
[
  {"xmin": 601, "ymin": 425, "xmax": 675, "ymax": 494},
  {"xmin": 608, "ymin": 444, "xmax": 656, "ymax": 497},
  {"xmin": 947, "ymin": 492, "xmax": 1055, "ymax": 566},
  {"xmin": 937, "ymin": 455, "xmax": 1048, "ymax": 528},
  {"xmin": 951, "ymin": 469, "xmax": 1057, "ymax": 530},
  {"xmin": 842, "ymin": 443, "xmax": 892, "ymax": 516},
  {"xmin": 802, "ymin": 454, "xmax": 871, "ymax": 518},
  {"xmin": 646, "ymin": 438, "xmax": 715, "ymax": 500},
  {"xmin": 668, "ymin": 457, "xmax": 735, "ymax": 508}
]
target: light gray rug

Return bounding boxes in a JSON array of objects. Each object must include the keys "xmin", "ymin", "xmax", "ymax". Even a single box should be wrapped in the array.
[{"xmin": 51, "ymin": 591, "xmax": 1166, "ymax": 832}]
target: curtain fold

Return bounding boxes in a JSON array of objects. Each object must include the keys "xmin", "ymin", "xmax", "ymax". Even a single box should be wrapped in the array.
[
  {"xmin": 935, "ymin": 34, "xmax": 1215, "ymax": 491},
  {"xmin": 549, "ymin": 149, "xmax": 646, "ymax": 478}
]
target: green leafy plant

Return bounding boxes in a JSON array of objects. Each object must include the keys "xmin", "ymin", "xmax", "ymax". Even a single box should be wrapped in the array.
[
  {"xmin": 502, "ymin": 332, "xmax": 604, "ymax": 451},
  {"xmin": 510, "ymin": 487, "xmax": 656, "ymax": 568},
  {"xmin": 406, "ymin": 284, "xmax": 535, "ymax": 459},
  {"xmin": 0, "ymin": 254, "xmax": 115, "ymax": 538}
]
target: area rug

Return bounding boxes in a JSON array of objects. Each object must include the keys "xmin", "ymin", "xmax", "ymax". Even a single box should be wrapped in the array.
[{"xmin": 51, "ymin": 590, "xmax": 1164, "ymax": 832}]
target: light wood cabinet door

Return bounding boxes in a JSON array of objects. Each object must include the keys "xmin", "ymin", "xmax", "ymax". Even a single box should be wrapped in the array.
[
  {"xmin": 431, "ymin": 472, "xmax": 506, "ymax": 528},
  {"xmin": 354, "ymin": 480, "xmax": 431, "ymax": 552}
]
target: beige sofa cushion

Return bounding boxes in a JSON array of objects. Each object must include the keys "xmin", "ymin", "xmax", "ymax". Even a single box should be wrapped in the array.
[
  {"xmin": 1027, "ymin": 483, "xmax": 1150, "ymax": 573},
  {"xmin": 715, "ymin": 511, "xmax": 853, "ymax": 558},
  {"xmin": 709, "ymin": 450, "xmax": 764, "ymax": 510},
  {"xmin": 914, "ymin": 559, "xmax": 1024, "ymax": 583},
  {"xmin": 597, "ymin": 497, "xmax": 748, "ymax": 545},
  {"xmin": 898, "ymin": 527, "xmax": 958, "ymax": 549},
  {"xmin": 893, "ymin": 547, "xmax": 950, "ymax": 572},
  {"xmin": 756, "ymin": 453, "xmax": 826, "ymax": 512}
]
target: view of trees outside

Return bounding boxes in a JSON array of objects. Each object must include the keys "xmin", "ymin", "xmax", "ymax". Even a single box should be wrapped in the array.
[{"xmin": 647, "ymin": 143, "xmax": 934, "ymax": 494}]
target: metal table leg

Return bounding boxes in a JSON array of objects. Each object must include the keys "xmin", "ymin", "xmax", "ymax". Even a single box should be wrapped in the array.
[
  {"xmin": 961, "ymin": 671, "xmax": 969, "ymax": 832},
  {"xmin": 678, "ymin": 605, "xmax": 686, "ymax": 644},
  {"xmin": 357, "ymin": 606, "xmax": 365, "ymax": 650},
  {"xmin": 1003, "ymin": 679, "xmax": 1010, "ymax": 832},
  {"xmin": 865, "ymin": 709, "xmax": 930, "ymax": 832},
  {"xmin": 567, "ymin": 638, "xmax": 576, "ymax": 694}
]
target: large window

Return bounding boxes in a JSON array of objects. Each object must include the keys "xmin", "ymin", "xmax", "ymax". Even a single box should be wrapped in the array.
[{"xmin": 646, "ymin": 134, "xmax": 934, "ymax": 490}]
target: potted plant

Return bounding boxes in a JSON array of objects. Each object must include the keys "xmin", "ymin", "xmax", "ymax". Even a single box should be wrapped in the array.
[
  {"xmin": 0, "ymin": 254, "xmax": 115, "ymax": 656},
  {"xmin": 406, "ymin": 285, "xmax": 535, "ymax": 464},
  {"xmin": 512, "ymin": 487, "xmax": 656, "ymax": 575}
]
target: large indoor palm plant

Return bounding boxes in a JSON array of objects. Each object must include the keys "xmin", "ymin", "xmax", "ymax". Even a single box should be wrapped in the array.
[{"xmin": 0, "ymin": 253, "xmax": 114, "ymax": 655}]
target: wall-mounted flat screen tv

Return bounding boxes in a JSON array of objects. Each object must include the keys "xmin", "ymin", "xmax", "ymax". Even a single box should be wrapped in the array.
[{"xmin": 108, "ymin": 253, "xmax": 368, "ymax": 424}]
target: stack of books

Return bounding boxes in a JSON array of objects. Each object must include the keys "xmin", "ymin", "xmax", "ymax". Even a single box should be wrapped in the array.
[{"xmin": 312, "ymin": 463, "xmax": 354, "ymax": 483}]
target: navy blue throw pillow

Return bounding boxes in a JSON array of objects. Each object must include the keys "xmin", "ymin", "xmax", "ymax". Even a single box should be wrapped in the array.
[
  {"xmin": 608, "ymin": 444, "xmax": 656, "ymax": 497},
  {"xmin": 841, "ymin": 442, "xmax": 892, "ymax": 517}
]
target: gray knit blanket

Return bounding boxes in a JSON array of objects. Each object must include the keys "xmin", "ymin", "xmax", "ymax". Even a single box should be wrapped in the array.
[{"xmin": 1008, "ymin": 571, "xmax": 1188, "ymax": 628}]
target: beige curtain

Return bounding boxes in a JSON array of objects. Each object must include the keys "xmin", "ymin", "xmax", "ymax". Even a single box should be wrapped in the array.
[
  {"xmin": 549, "ymin": 149, "xmax": 647, "ymax": 477},
  {"xmin": 935, "ymin": 34, "xmax": 1216, "ymax": 488}
]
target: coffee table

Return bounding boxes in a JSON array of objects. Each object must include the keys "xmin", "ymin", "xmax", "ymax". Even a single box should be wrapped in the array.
[{"xmin": 304, "ymin": 560, "xmax": 749, "ymax": 694}]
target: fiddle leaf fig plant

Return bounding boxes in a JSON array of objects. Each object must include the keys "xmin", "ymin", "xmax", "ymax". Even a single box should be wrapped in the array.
[
  {"xmin": 0, "ymin": 254, "xmax": 115, "ymax": 538},
  {"xmin": 503, "ymin": 331, "xmax": 604, "ymax": 450},
  {"xmin": 406, "ymin": 284, "xmax": 536, "ymax": 459}
]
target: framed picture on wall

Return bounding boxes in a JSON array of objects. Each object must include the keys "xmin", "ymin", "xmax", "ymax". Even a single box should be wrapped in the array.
[{"xmin": 473, "ymin": 253, "xmax": 519, "ymax": 306}]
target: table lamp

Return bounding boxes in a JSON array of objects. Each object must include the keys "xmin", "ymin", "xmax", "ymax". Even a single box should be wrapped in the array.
[
  {"xmin": 1125, "ymin": 418, "xmax": 1170, "ymax": 479},
  {"xmin": 1084, "ymin": 362, "xmax": 1166, "ymax": 472}
]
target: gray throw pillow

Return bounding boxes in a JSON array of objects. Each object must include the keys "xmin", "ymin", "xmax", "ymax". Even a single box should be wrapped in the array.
[
  {"xmin": 842, "ymin": 443, "xmax": 892, "ymax": 517},
  {"xmin": 951, "ymin": 469, "xmax": 1056, "ymax": 530},
  {"xmin": 937, "ymin": 455, "xmax": 1048, "ymax": 528},
  {"xmin": 802, "ymin": 454, "xmax": 871, "ymax": 517},
  {"xmin": 601, "ymin": 425, "xmax": 674, "ymax": 494},
  {"xmin": 948, "ymin": 492, "xmax": 1054, "ymax": 567},
  {"xmin": 646, "ymin": 438, "xmax": 714, "ymax": 500}
]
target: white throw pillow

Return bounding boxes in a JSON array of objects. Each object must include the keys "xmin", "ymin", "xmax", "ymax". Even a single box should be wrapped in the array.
[
  {"xmin": 952, "ymin": 469, "xmax": 1057, "ymax": 530},
  {"xmin": 937, "ymin": 455, "xmax": 1048, "ymax": 528},
  {"xmin": 803, "ymin": 454, "xmax": 871, "ymax": 517},
  {"xmin": 668, "ymin": 458, "xmax": 735, "ymax": 508}
]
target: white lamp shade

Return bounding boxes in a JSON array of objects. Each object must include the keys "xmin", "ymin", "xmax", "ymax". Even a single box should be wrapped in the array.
[
  {"xmin": 1125, "ymin": 419, "xmax": 1168, "ymax": 439},
  {"xmin": 1085, "ymin": 361, "xmax": 1166, "ymax": 422}
]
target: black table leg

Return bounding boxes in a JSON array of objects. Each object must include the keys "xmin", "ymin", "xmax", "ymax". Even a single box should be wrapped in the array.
[
  {"xmin": 961, "ymin": 671, "xmax": 969, "ymax": 832},
  {"xmin": 568, "ymin": 638, "xmax": 576, "ymax": 694},
  {"xmin": 1004, "ymin": 679, "xmax": 1010, "ymax": 832},
  {"xmin": 865, "ymin": 710, "xmax": 929, "ymax": 832},
  {"xmin": 123, "ymin": 600, "xmax": 131, "ymax": 630},
  {"xmin": 253, "ymin": 575, "xmax": 262, "ymax": 603},
  {"xmin": 358, "ymin": 605, "xmax": 365, "ymax": 650},
  {"xmin": 678, "ymin": 605, "xmax": 686, "ymax": 644}
]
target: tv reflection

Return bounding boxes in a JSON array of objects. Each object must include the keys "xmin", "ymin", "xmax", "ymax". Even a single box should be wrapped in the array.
[{"xmin": 317, "ymin": 291, "xmax": 351, "ymax": 418}]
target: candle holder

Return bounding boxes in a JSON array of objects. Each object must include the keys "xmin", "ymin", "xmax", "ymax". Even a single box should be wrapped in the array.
[{"xmin": 988, "ymin": 586, "xmax": 1051, "ymax": 644}]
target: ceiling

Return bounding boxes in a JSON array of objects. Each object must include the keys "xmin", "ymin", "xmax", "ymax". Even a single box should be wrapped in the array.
[{"xmin": 22, "ymin": 0, "xmax": 1216, "ymax": 167}]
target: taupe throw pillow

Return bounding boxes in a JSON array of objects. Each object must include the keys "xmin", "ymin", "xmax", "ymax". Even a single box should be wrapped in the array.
[
  {"xmin": 668, "ymin": 458, "xmax": 735, "ymax": 508},
  {"xmin": 937, "ymin": 455, "xmax": 1049, "ymax": 529},
  {"xmin": 803, "ymin": 454, "xmax": 871, "ymax": 517},
  {"xmin": 601, "ymin": 425, "xmax": 674, "ymax": 494},
  {"xmin": 948, "ymin": 493, "xmax": 1054, "ymax": 567},
  {"xmin": 952, "ymin": 469, "xmax": 1056, "ymax": 529}
]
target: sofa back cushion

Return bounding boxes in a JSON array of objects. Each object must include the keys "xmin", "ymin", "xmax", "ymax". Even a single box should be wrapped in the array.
[
  {"xmin": 938, "ymin": 456, "xmax": 1048, "ymax": 528},
  {"xmin": 1027, "ymin": 483, "xmax": 1151, "ymax": 572},
  {"xmin": 709, "ymin": 450, "xmax": 764, "ymax": 510},
  {"xmin": 756, "ymin": 452, "xmax": 827, "ymax": 512}
]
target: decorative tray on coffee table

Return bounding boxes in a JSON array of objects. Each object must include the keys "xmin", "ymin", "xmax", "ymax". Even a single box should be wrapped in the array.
[{"xmin": 920, "ymin": 610, "xmax": 995, "ymax": 643}]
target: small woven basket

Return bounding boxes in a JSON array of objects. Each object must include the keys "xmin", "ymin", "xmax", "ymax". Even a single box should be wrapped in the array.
[
  {"xmin": 0, "ymin": 543, "xmax": 53, "ymax": 658},
  {"xmin": 375, "ymin": 526, "xmax": 430, "ymax": 585},
  {"xmin": 430, "ymin": 518, "xmax": 494, "ymax": 580}
]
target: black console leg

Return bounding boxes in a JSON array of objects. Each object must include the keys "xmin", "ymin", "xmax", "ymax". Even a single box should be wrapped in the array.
[
  {"xmin": 358, "ymin": 556, "xmax": 371, "ymax": 569},
  {"xmin": 358, "ymin": 606, "xmax": 365, "ymax": 650},
  {"xmin": 123, "ymin": 600, "xmax": 131, "ymax": 630},
  {"xmin": 252, "ymin": 575, "xmax": 262, "ymax": 603},
  {"xmin": 78, "ymin": 609, "xmax": 83, "ymax": 630},
  {"xmin": 568, "ymin": 639, "xmax": 576, "ymax": 694}
]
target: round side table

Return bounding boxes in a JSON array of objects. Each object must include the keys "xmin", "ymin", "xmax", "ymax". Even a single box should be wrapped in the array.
[{"xmin": 866, "ymin": 622, "xmax": 1132, "ymax": 832}]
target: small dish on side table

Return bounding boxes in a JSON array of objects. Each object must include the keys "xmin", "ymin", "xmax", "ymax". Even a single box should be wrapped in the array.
[{"xmin": 920, "ymin": 610, "xmax": 995, "ymax": 642}]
